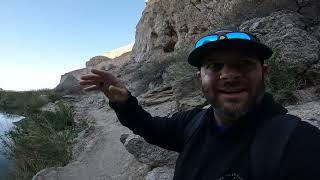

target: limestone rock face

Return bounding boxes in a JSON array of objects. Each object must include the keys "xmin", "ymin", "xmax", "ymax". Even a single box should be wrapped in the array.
[
  {"xmin": 132, "ymin": 0, "xmax": 320, "ymax": 63},
  {"xmin": 240, "ymin": 11, "xmax": 320, "ymax": 85}
]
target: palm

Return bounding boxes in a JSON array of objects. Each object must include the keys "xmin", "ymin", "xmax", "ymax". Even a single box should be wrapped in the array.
[{"xmin": 80, "ymin": 69, "xmax": 129, "ymax": 102}]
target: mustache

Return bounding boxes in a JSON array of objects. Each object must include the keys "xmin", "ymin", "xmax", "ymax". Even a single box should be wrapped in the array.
[{"xmin": 219, "ymin": 80, "xmax": 247, "ymax": 91}]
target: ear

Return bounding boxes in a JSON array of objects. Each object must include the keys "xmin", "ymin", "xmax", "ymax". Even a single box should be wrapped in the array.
[
  {"xmin": 261, "ymin": 64, "xmax": 268, "ymax": 74},
  {"xmin": 196, "ymin": 70, "xmax": 202, "ymax": 81}
]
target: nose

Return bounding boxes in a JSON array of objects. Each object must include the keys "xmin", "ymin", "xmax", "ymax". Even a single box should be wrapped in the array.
[{"xmin": 219, "ymin": 64, "xmax": 242, "ymax": 80}]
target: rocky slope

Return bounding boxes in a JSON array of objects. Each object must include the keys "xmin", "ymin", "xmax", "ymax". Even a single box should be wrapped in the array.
[{"xmin": 34, "ymin": 0, "xmax": 320, "ymax": 179}]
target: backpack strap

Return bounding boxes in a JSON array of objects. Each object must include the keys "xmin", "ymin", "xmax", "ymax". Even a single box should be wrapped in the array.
[
  {"xmin": 183, "ymin": 109, "xmax": 207, "ymax": 145},
  {"xmin": 250, "ymin": 114, "xmax": 300, "ymax": 180}
]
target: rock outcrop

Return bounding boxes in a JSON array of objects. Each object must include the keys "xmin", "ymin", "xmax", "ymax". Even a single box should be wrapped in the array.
[
  {"xmin": 59, "ymin": 68, "xmax": 88, "ymax": 83},
  {"xmin": 55, "ymin": 47, "xmax": 133, "ymax": 95},
  {"xmin": 54, "ymin": 74, "xmax": 82, "ymax": 95},
  {"xmin": 102, "ymin": 43, "xmax": 134, "ymax": 59},
  {"xmin": 85, "ymin": 56, "xmax": 111, "ymax": 69},
  {"xmin": 35, "ymin": 0, "xmax": 320, "ymax": 179},
  {"xmin": 240, "ymin": 11, "xmax": 320, "ymax": 85}
]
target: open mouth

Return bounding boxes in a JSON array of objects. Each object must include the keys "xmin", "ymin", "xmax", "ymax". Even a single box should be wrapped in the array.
[
  {"xmin": 218, "ymin": 88, "xmax": 247, "ymax": 99},
  {"xmin": 219, "ymin": 88, "xmax": 246, "ymax": 94}
]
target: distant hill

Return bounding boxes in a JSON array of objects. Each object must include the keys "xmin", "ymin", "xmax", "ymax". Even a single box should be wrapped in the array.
[{"xmin": 102, "ymin": 43, "xmax": 134, "ymax": 59}]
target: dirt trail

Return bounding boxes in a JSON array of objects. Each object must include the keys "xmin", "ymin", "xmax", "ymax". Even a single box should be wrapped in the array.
[{"xmin": 33, "ymin": 92, "xmax": 149, "ymax": 180}]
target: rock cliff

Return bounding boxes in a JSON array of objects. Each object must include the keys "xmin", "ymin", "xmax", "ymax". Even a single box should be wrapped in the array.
[{"xmin": 35, "ymin": 0, "xmax": 320, "ymax": 180}]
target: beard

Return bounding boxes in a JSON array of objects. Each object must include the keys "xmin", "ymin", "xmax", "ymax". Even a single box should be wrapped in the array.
[{"xmin": 202, "ymin": 77, "xmax": 265, "ymax": 122}]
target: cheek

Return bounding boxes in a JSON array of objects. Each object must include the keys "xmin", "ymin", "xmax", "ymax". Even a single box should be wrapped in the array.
[
  {"xmin": 246, "ymin": 71, "xmax": 264, "ymax": 90},
  {"xmin": 201, "ymin": 73, "xmax": 218, "ymax": 92}
]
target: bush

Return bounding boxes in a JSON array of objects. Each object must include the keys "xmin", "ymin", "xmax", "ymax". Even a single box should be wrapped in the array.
[
  {"xmin": 0, "ymin": 89, "xmax": 62, "ymax": 115},
  {"xmin": 169, "ymin": 51, "xmax": 196, "ymax": 81},
  {"xmin": 0, "ymin": 104, "xmax": 84, "ymax": 180},
  {"xmin": 132, "ymin": 51, "xmax": 197, "ymax": 95},
  {"xmin": 133, "ymin": 59, "xmax": 172, "ymax": 95},
  {"xmin": 265, "ymin": 50, "xmax": 303, "ymax": 104}
]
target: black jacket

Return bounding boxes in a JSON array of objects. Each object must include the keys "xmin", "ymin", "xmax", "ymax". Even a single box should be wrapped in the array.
[{"xmin": 109, "ymin": 93, "xmax": 320, "ymax": 180}]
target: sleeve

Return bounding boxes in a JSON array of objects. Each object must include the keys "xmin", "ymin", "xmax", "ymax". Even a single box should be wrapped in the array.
[
  {"xmin": 281, "ymin": 121, "xmax": 320, "ymax": 180},
  {"xmin": 109, "ymin": 92, "xmax": 203, "ymax": 153}
]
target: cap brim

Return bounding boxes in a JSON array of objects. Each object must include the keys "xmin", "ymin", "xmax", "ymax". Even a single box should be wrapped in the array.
[{"xmin": 188, "ymin": 39, "xmax": 273, "ymax": 68}]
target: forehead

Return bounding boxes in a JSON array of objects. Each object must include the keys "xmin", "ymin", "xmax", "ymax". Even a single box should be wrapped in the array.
[{"xmin": 202, "ymin": 50, "xmax": 260, "ymax": 64}]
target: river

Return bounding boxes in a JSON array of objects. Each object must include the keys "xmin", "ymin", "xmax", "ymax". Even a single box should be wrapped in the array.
[{"xmin": 0, "ymin": 112, "xmax": 24, "ymax": 179}]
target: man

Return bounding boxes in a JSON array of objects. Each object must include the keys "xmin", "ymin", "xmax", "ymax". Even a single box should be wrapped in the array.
[{"xmin": 80, "ymin": 30, "xmax": 320, "ymax": 180}]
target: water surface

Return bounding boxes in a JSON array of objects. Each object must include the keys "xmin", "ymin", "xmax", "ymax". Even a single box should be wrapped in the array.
[{"xmin": 0, "ymin": 112, "xmax": 24, "ymax": 179}]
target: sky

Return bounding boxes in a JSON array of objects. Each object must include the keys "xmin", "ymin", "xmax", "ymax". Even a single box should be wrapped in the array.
[{"xmin": 0, "ymin": 0, "xmax": 145, "ymax": 91}]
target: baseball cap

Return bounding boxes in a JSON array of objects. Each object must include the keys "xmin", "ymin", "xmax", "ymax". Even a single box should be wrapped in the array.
[{"xmin": 187, "ymin": 30, "xmax": 273, "ymax": 68}]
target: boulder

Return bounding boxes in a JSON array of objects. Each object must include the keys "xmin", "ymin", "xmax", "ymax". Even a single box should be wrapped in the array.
[
  {"xmin": 145, "ymin": 166, "xmax": 174, "ymax": 180},
  {"xmin": 287, "ymin": 100, "xmax": 320, "ymax": 129},
  {"xmin": 122, "ymin": 134, "xmax": 178, "ymax": 167},
  {"xmin": 54, "ymin": 75, "xmax": 81, "ymax": 95}
]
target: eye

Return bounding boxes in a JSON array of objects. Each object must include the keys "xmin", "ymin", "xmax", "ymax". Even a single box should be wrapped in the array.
[
  {"xmin": 239, "ymin": 59, "xmax": 256, "ymax": 66},
  {"xmin": 206, "ymin": 63, "xmax": 224, "ymax": 71}
]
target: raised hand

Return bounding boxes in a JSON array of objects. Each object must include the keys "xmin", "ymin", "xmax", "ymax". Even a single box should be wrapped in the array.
[{"xmin": 80, "ymin": 69, "xmax": 129, "ymax": 103}]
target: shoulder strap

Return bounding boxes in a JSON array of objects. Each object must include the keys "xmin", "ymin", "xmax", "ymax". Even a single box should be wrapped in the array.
[
  {"xmin": 250, "ymin": 114, "xmax": 300, "ymax": 180},
  {"xmin": 183, "ymin": 109, "xmax": 207, "ymax": 145}
]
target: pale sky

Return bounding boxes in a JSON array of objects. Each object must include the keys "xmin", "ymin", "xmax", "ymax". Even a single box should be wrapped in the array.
[{"xmin": 0, "ymin": 0, "xmax": 145, "ymax": 91}]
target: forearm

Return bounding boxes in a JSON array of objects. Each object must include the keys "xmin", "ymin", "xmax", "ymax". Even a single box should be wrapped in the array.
[
  {"xmin": 109, "ymin": 92, "xmax": 153, "ymax": 134},
  {"xmin": 108, "ymin": 92, "xmax": 183, "ymax": 151}
]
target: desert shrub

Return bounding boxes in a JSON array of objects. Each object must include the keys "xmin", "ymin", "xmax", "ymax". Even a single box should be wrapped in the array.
[
  {"xmin": 265, "ymin": 50, "xmax": 303, "ymax": 104},
  {"xmin": 0, "ymin": 89, "xmax": 62, "ymax": 115},
  {"xmin": 0, "ymin": 103, "xmax": 84, "ymax": 180}
]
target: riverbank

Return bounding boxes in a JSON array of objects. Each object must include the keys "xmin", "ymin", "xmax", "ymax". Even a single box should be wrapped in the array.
[
  {"xmin": 0, "ymin": 89, "xmax": 62, "ymax": 116},
  {"xmin": 0, "ymin": 89, "xmax": 85, "ymax": 179},
  {"xmin": 0, "ymin": 112, "xmax": 24, "ymax": 179}
]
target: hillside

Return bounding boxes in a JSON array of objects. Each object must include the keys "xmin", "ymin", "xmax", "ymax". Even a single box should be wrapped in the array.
[{"xmin": 33, "ymin": 0, "xmax": 320, "ymax": 179}]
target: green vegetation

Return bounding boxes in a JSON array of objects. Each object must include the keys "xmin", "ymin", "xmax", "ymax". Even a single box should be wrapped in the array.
[
  {"xmin": 170, "ymin": 50, "xmax": 196, "ymax": 81},
  {"xmin": 0, "ymin": 89, "xmax": 85, "ymax": 179},
  {"xmin": 265, "ymin": 51, "xmax": 303, "ymax": 104},
  {"xmin": 0, "ymin": 89, "xmax": 62, "ymax": 115},
  {"xmin": 132, "ymin": 50, "xmax": 196, "ymax": 95}
]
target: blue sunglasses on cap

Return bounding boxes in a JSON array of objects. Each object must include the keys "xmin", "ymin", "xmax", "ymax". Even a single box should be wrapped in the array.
[{"xmin": 194, "ymin": 32, "xmax": 259, "ymax": 49}]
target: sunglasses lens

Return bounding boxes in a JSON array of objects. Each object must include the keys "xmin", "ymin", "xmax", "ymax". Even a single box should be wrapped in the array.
[
  {"xmin": 225, "ymin": 32, "xmax": 251, "ymax": 40},
  {"xmin": 195, "ymin": 35, "xmax": 219, "ymax": 48}
]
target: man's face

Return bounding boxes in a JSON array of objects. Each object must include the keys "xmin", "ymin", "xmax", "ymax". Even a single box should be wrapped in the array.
[{"xmin": 197, "ymin": 50, "xmax": 268, "ymax": 120}]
